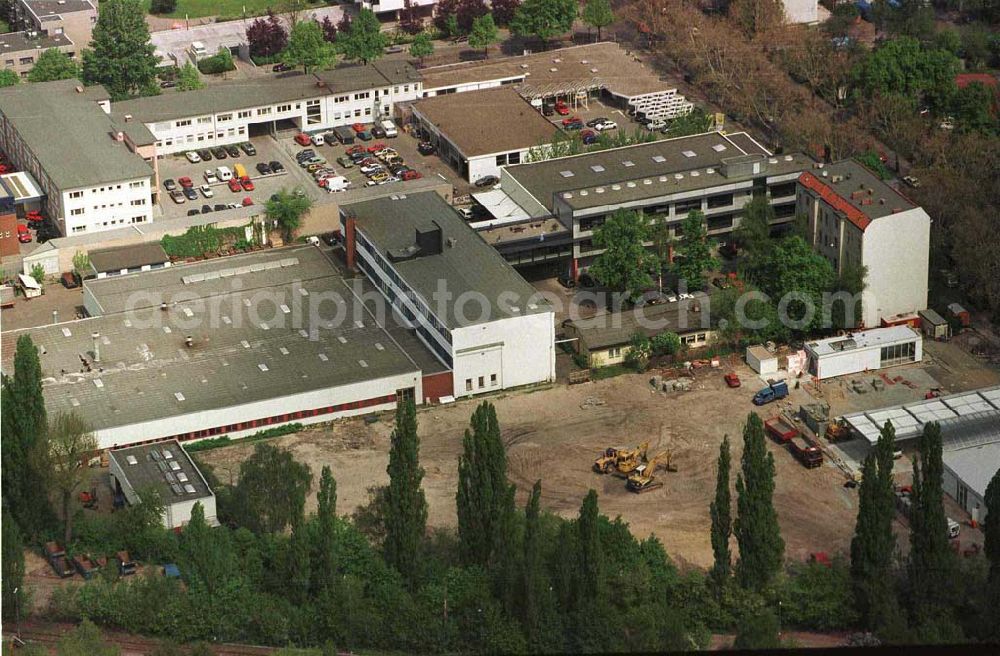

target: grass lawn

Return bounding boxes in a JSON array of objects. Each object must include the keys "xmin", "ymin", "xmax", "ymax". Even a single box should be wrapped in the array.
[
  {"xmin": 0, "ymin": 20, "xmax": 10, "ymax": 33},
  {"xmin": 143, "ymin": 0, "xmax": 326, "ymax": 20}
]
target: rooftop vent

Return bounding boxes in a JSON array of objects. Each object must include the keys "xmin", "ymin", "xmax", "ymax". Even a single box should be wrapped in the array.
[
  {"xmin": 690, "ymin": 170, "xmax": 700, "ymax": 177},
  {"xmin": 674, "ymin": 173, "xmax": 684, "ymax": 180},
  {"xmin": 177, "ymin": 472, "xmax": 188, "ymax": 482},
  {"xmin": 279, "ymin": 347, "xmax": 289, "ymax": 355},
  {"xmin": 359, "ymin": 360, "xmax": 368, "ymax": 368},
  {"xmin": 611, "ymin": 184, "xmax": 621, "ymax": 190},
  {"xmin": 706, "ymin": 168, "xmax": 715, "ymax": 174},
  {"xmin": 319, "ymin": 353, "xmax": 329, "ymax": 361},
  {"xmin": 170, "ymin": 461, "xmax": 181, "ymax": 471},
  {"xmin": 559, "ymin": 170, "xmax": 574, "ymax": 178},
  {"xmin": 622, "ymin": 160, "xmax": 634, "ymax": 167},
  {"xmin": 652, "ymin": 155, "xmax": 666, "ymax": 163},
  {"xmin": 563, "ymin": 192, "xmax": 573, "ymax": 199},
  {"xmin": 712, "ymin": 144, "xmax": 727, "ymax": 152},
  {"xmin": 579, "ymin": 190, "xmax": 589, "ymax": 196},
  {"xmin": 628, "ymin": 181, "xmax": 638, "ymax": 187},
  {"xmin": 170, "ymin": 484, "xmax": 183, "ymax": 496},
  {"xmin": 768, "ymin": 158, "xmax": 778, "ymax": 164},
  {"xmin": 549, "ymin": 67, "xmax": 558, "ymax": 72},
  {"xmin": 174, "ymin": 392, "xmax": 185, "ymax": 402},
  {"xmin": 241, "ymin": 340, "xmax": 250, "ymax": 348},
  {"xmin": 590, "ymin": 165, "xmax": 605, "ymax": 173},
  {"xmin": 93, "ymin": 379, "xmax": 104, "ymax": 389},
  {"xmin": 595, "ymin": 187, "xmax": 605, "ymax": 193},
  {"xmin": 658, "ymin": 176, "xmax": 667, "ymax": 182},
  {"xmin": 258, "ymin": 363, "xmax": 269, "ymax": 372},
  {"xmin": 126, "ymin": 455, "xmax": 138, "ymax": 465},
  {"xmin": 784, "ymin": 155, "xmax": 794, "ymax": 161},
  {"xmin": 184, "ymin": 484, "xmax": 196, "ymax": 494},
  {"xmin": 163, "ymin": 449, "xmax": 173, "ymax": 459},
  {"xmin": 682, "ymin": 150, "xmax": 696, "ymax": 158}
]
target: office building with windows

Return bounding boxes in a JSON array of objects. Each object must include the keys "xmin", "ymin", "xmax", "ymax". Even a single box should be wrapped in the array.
[{"xmin": 803, "ymin": 326, "xmax": 922, "ymax": 380}]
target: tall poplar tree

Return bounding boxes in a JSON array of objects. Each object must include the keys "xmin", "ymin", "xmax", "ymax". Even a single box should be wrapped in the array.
[
  {"xmin": 81, "ymin": 0, "xmax": 160, "ymax": 100},
  {"xmin": 521, "ymin": 480, "xmax": 548, "ymax": 644},
  {"xmin": 577, "ymin": 489, "xmax": 604, "ymax": 604},
  {"xmin": 383, "ymin": 400, "xmax": 427, "ymax": 587},
  {"xmin": 734, "ymin": 413, "xmax": 784, "ymax": 591},
  {"xmin": 709, "ymin": 435, "xmax": 732, "ymax": 591},
  {"xmin": 314, "ymin": 465, "xmax": 338, "ymax": 594}
]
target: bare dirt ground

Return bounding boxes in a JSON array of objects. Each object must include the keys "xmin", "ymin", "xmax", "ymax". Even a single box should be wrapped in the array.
[{"xmin": 197, "ymin": 361, "xmax": 860, "ymax": 571}]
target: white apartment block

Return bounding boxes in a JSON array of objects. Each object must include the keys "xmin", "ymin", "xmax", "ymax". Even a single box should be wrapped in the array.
[{"xmin": 61, "ymin": 176, "xmax": 153, "ymax": 234}]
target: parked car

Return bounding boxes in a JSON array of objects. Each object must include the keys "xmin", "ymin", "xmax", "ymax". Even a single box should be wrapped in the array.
[
  {"xmin": 178, "ymin": 176, "xmax": 193, "ymax": 188},
  {"xmin": 227, "ymin": 178, "xmax": 242, "ymax": 192},
  {"xmin": 204, "ymin": 170, "xmax": 218, "ymax": 184},
  {"xmin": 211, "ymin": 147, "xmax": 227, "ymax": 159},
  {"xmin": 170, "ymin": 190, "xmax": 186, "ymax": 204},
  {"xmin": 197, "ymin": 148, "xmax": 213, "ymax": 161},
  {"xmin": 561, "ymin": 116, "xmax": 582, "ymax": 127},
  {"xmin": 256, "ymin": 162, "xmax": 272, "ymax": 175},
  {"xmin": 371, "ymin": 125, "xmax": 386, "ymax": 138},
  {"xmin": 224, "ymin": 144, "xmax": 240, "ymax": 158},
  {"xmin": 401, "ymin": 169, "xmax": 422, "ymax": 181},
  {"xmin": 368, "ymin": 142, "xmax": 388, "ymax": 153},
  {"xmin": 311, "ymin": 133, "xmax": 325, "ymax": 146},
  {"xmin": 239, "ymin": 142, "xmax": 256, "ymax": 156},
  {"xmin": 294, "ymin": 133, "xmax": 312, "ymax": 146},
  {"xmin": 357, "ymin": 131, "xmax": 372, "ymax": 141},
  {"xmin": 418, "ymin": 141, "xmax": 436, "ymax": 155},
  {"xmin": 360, "ymin": 163, "xmax": 384, "ymax": 175},
  {"xmin": 163, "ymin": 178, "xmax": 177, "ymax": 191},
  {"xmin": 646, "ymin": 119, "xmax": 667, "ymax": 131},
  {"xmin": 385, "ymin": 45, "xmax": 404, "ymax": 54},
  {"xmin": 474, "ymin": 175, "xmax": 499, "ymax": 188},
  {"xmin": 183, "ymin": 187, "xmax": 199, "ymax": 201},
  {"xmin": 336, "ymin": 156, "xmax": 354, "ymax": 168},
  {"xmin": 160, "ymin": 80, "xmax": 177, "ymax": 89},
  {"xmin": 200, "ymin": 184, "xmax": 214, "ymax": 198},
  {"xmin": 273, "ymin": 62, "xmax": 292, "ymax": 72},
  {"xmin": 352, "ymin": 122, "xmax": 367, "ymax": 133},
  {"xmin": 593, "ymin": 120, "xmax": 617, "ymax": 131},
  {"xmin": 581, "ymin": 130, "xmax": 599, "ymax": 145},
  {"xmin": 213, "ymin": 204, "xmax": 227, "ymax": 212},
  {"xmin": 564, "ymin": 120, "xmax": 584, "ymax": 130},
  {"xmin": 903, "ymin": 175, "xmax": 921, "ymax": 188},
  {"xmin": 216, "ymin": 166, "xmax": 233, "ymax": 181},
  {"xmin": 184, "ymin": 151, "xmax": 201, "ymax": 164},
  {"xmin": 724, "ymin": 372, "xmax": 741, "ymax": 388},
  {"xmin": 586, "ymin": 117, "xmax": 609, "ymax": 128},
  {"xmin": 268, "ymin": 160, "xmax": 284, "ymax": 173},
  {"xmin": 16, "ymin": 224, "xmax": 31, "ymax": 243},
  {"xmin": 554, "ymin": 101, "xmax": 570, "ymax": 115},
  {"xmin": 200, "ymin": 204, "xmax": 212, "ymax": 214},
  {"xmin": 302, "ymin": 156, "xmax": 326, "ymax": 167},
  {"xmin": 542, "ymin": 104, "xmax": 555, "ymax": 116},
  {"xmin": 296, "ymin": 149, "xmax": 316, "ymax": 162},
  {"xmin": 187, "ymin": 209, "xmax": 200, "ymax": 216},
  {"xmin": 242, "ymin": 196, "xmax": 254, "ymax": 206},
  {"xmin": 239, "ymin": 176, "xmax": 254, "ymax": 191},
  {"xmin": 346, "ymin": 145, "xmax": 366, "ymax": 156}
]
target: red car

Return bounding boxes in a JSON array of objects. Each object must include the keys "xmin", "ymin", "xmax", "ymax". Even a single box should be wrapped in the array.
[
  {"xmin": 226, "ymin": 178, "xmax": 241, "ymax": 192},
  {"xmin": 351, "ymin": 123, "xmax": 367, "ymax": 133},
  {"xmin": 239, "ymin": 176, "xmax": 254, "ymax": 191},
  {"xmin": 242, "ymin": 196, "xmax": 254, "ymax": 206},
  {"xmin": 294, "ymin": 133, "xmax": 311, "ymax": 146},
  {"xmin": 554, "ymin": 101, "xmax": 570, "ymax": 115},
  {"xmin": 16, "ymin": 224, "xmax": 31, "ymax": 243},
  {"xmin": 346, "ymin": 145, "xmax": 365, "ymax": 156},
  {"xmin": 366, "ymin": 142, "xmax": 387, "ymax": 153},
  {"xmin": 401, "ymin": 170, "xmax": 421, "ymax": 181},
  {"xmin": 561, "ymin": 116, "xmax": 581, "ymax": 127},
  {"xmin": 724, "ymin": 373, "xmax": 741, "ymax": 388},
  {"xmin": 25, "ymin": 210, "xmax": 44, "ymax": 223},
  {"xmin": 178, "ymin": 176, "xmax": 193, "ymax": 188}
]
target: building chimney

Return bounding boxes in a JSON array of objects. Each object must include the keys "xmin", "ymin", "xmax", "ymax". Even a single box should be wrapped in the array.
[
  {"xmin": 124, "ymin": 114, "xmax": 132, "ymax": 123},
  {"xmin": 75, "ymin": 85, "xmax": 84, "ymax": 93},
  {"xmin": 92, "ymin": 332, "xmax": 101, "ymax": 362},
  {"xmin": 185, "ymin": 335, "xmax": 193, "ymax": 348},
  {"xmin": 114, "ymin": 131, "xmax": 124, "ymax": 142},
  {"xmin": 160, "ymin": 302, "xmax": 168, "ymax": 311}
]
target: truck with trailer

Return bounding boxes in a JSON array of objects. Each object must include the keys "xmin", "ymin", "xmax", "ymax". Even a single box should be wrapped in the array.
[
  {"xmin": 788, "ymin": 436, "xmax": 823, "ymax": 468},
  {"xmin": 765, "ymin": 416, "xmax": 800, "ymax": 443},
  {"xmin": 753, "ymin": 380, "xmax": 789, "ymax": 405}
]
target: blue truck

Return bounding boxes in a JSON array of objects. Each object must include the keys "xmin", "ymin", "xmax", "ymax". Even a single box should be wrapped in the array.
[{"xmin": 753, "ymin": 381, "xmax": 789, "ymax": 405}]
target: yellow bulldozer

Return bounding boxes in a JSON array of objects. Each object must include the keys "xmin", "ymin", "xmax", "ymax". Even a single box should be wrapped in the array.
[
  {"xmin": 593, "ymin": 441, "xmax": 649, "ymax": 476},
  {"xmin": 626, "ymin": 449, "xmax": 676, "ymax": 494},
  {"xmin": 825, "ymin": 418, "xmax": 850, "ymax": 442}
]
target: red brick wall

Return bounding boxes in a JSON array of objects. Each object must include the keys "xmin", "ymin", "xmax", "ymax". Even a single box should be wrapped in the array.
[
  {"xmin": 422, "ymin": 370, "xmax": 454, "ymax": 403},
  {"xmin": 0, "ymin": 214, "xmax": 18, "ymax": 258}
]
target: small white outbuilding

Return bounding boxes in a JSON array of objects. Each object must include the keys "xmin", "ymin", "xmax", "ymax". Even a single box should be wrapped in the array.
[{"xmin": 746, "ymin": 345, "xmax": 778, "ymax": 376}]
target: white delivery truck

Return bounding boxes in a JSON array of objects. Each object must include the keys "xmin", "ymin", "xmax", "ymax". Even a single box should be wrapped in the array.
[
  {"xmin": 324, "ymin": 176, "xmax": 351, "ymax": 193},
  {"xmin": 380, "ymin": 120, "xmax": 398, "ymax": 138}
]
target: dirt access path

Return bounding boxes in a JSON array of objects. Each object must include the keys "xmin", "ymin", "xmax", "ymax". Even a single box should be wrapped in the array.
[{"xmin": 198, "ymin": 363, "xmax": 858, "ymax": 570}]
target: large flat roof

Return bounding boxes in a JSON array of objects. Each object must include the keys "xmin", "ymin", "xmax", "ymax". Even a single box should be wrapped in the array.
[
  {"xmin": 109, "ymin": 440, "xmax": 213, "ymax": 503},
  {"xmin": 22, "ymin": 0, "xmax": 95, "ymax": 16},
  {"xmin": 420, "ymin": 42, "xmax": 675, "ymax": 99},
  {"xmin": 344, "ymin": 191, "xmax": 549, "ymax": 329},
  {"xmin": 0, "ymin": 30, "xmax": 73, "ymax": 51},
  {"xmin": 799, "ymin": 160, "xmax": 917, "ymax": 229},
  {"xmin": 943, "ymin": 436, "xmax": 1000, "ymax": 498},
  {"xmin": 503, "ymin": 132, "xmax": 810, "ymax": 213},
  {"xmin": 0, "ymin": 79, "xmax": 153, "ymax": 189},
  {"xmin": 805, "ymin": 326, "xmax": 919, "ymax": 358},
  {"xmin": 568, "ymin": 302, "xmax": 714, "ymax": 350},
  {"xmin": 88, "ymin": 242, "xmax": 169, "ymax": 274},
  {"xmin": 1, "ymin": 246, "xmax": 429, "ymax": 434},
  {"xmin": 413, "ymin": 87, "xmax": 561, "ymax": 157}
]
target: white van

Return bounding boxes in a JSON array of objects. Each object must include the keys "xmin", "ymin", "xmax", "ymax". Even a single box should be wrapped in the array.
[
  {"xmin": 947, "ymin": 518, "xmax": 960, "ymax": 539},
  {"xmin": 324, "ymin": 176, "xmax": 350, "ymax": 192},
  {"xmin": 216, "ymin": 166, "xmax": 233, "ymax": 181},
  {"xmin": 380, "ymin": 120, "xmax": 398, "ymax": 138}
]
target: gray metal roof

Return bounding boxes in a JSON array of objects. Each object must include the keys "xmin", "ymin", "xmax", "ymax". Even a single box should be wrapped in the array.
[
  {"xmin": 2, "ymin": 246, "xmax": 426, "ymax": 434},
  {"xmin": 344, "ymin": 191, "xmax": 549, "ymax": 330},
  {"xmin": 843, "ymin": 386, "xmax": 1000, "ymax": 445},
  {"xmin": 21, "ymin": 0, "xmax": 95, "ymax": 16},
  {"xmin": 88, "ymin": 242, "xmax": 169, "ymax": 274},
  {"xmin": 503, "ymin": 132, "xmax": 809, "ymax": 213},
  {"xmin": 0, "ymin": 79, "xmax": 153, "ymax": 189},
  {"xmin": 814, "ymin": 159, "xmax": 916, "ymax": 221},
  {"xmin": 942, "ymin": 434, "xmax": 1000, "ymax": 498},
  {"xmin": 109, "ymin": 440, "xmax": 213, "ymax": 503},
  {"xmin": 567, "ymin": 302, "xmax": 715, "ymax": 350},
  {"xmin": 0, "ymin": 30, "xmax": 72, "ymax": 52},
  {"xmin": 316, "ymin": 59, "xmax": 421, "ymax": 90}
]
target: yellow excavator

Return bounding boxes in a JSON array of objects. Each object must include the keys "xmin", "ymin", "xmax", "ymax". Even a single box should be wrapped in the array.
[
  {"xmin": 594, "ymin": 441, "xmax": 649, "ymax": 476},
  {"xmin": 626, "ymin": 449, "xmax": 676, "ymax": 493}
]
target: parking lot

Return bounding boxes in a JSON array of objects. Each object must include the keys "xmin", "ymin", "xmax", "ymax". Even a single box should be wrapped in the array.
[{"xmin": 543, "ymin": 97, "xmax": 657, "ymax": 139}]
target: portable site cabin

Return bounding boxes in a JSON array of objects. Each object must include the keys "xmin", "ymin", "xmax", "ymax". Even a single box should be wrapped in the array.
[
  {"xmin": 919, "ymin": 308, "xmax": 950, "ymax": 340},
  {"xmin": 746, "ymin": 345, "xmax": 778, "ymax": 376}
]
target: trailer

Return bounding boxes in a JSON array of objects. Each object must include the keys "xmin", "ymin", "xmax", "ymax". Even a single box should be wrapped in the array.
[
  {"xmin": 788, "ymin": 436, "xmax": 823, "ymax": 468},
  {"xmin": 765, "ymin": 416, "xmax": 799, "ymax": 443},
  {"xmin": 72, "ymin": 554, "xmax": 101, "ymax": 580},
  {"xmin": 44, "ymin": 542, "xmax": 74, "ymax": 578},
  {"xmin": 116, "ymin": 550, "xmax": 137, "ymax": 576}
]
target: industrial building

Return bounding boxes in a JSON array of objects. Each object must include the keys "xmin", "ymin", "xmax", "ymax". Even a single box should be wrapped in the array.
[
  {"xmin": 3, "ymin": 245, "xmax": 451, "ymax": 449},
  {"xmin": 804, "ymin": 326, "xmax": 922, "ymax": 380},
  {"xmin": 797, "ymin": 160, "xmax": 930, "ymax": 327},
  {"xmin": 87, "ymin": 242, "xmax": 171, "ymax": 278},
  {"xmin": 108, "ymin": 440, "xmax": 218, "ymax": 529},
  {"xmin": 410, "ymin": 87, "xmax": 561, "ymax": 183},
  {"xmin": 0, "ymin": 80, "xmax": 156, "ymax": 236},
  {"xmin": 342, "ymin": 191, "xmax": 556, "ymax": 397}
]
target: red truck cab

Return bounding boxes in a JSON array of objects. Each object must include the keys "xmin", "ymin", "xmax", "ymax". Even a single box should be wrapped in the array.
[{"xmin": 789, "ymin": 436, "xmax": 823, "ymax": 468}]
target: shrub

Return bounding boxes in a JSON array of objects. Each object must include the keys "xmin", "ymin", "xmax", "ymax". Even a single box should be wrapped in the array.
[
  {"xmin": 197, "ymin": 48, "xmax": 235, "ymax": 75},
  {"xmin": 184, "ymin": 423, "xmax": 304, "ymax": 453}
]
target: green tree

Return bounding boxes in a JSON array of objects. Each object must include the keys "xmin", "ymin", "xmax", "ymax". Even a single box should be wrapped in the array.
[
  {"xmin": 314, "ymin": 465, "xmax": 338, "ymax": 593},
  {"xmin": 72, "ymin": 251, "xmax": 90, "ymax": 281},
  {"xmin": 589, "ymin": 208, "xmax": 657, "ymax": 301},
  {"xmin": 735, "ymin": 196, "xmax": 775, "ymax": 258},
  {"xmin": 520, "ymin": 479, "xmax": 556, "ymax": 647},
  {"xmin": 176, "ymin": 62, "xmax": 204, "ymax": 92},
  {"xmin": 81, "ymin": 0, "xmax": 160, "ymax": 100},
  {"xmin": 41, "ymin": 411, "xmax": 98, "ymax": 545},
  {"xmin": 57, "ymin": 619, "xmax": 120, "ymax": 656},
  {"xmin": 338, "ymin": 8, "xmax": 387, "ymax": 65},
  {"xmin": 829, "ymin": 263, "xmax": 868, "ymax": 331},
  {"xmin": 623, "ymin": 331, "xmax": 651, "ymax": 371},
  {"xmin": 743, "ymin": 235, "xmax": 836, "ymax": 333},
  {"xmin": 951, "ymin": 82, "xmax": 997, "ymax": 135},
  {"xmin": 580, "ymin": 0, "xmax": 614, "ymax": 41},
  {"xmin": 663, "ymin": 108, "xmax": 712, "ymax": 137},
  {"xmin": 30, "ymin": 263, "xmax": 45, "ymax": 285},
  {"xmin": 851, "ymin": 37, "xmax": 958, "ymax": 111},
  {"xmin": 733, "ymin": 607, "xmax": 781, "ymax": 649},
  {"xmin": 382, "ymin": 400, "xmax": 428, "ymax": 588},
  {"xmin": 734, "ymin": 413, "xmax": 784, "ymax": 592},
  {"xmin": 149, "ymin": 0, "xmax": 177, "ymax": 13},
  {"xmin": 468, "ymin": 14, "xmax": 499, "ymax": 58},
  {"xmin": 510, "ymin": 0, "xmax": 577, "ymax": 47},
  {"xmin": 1, "ymin": 508, "xmax": 25, "ymax": 622},
  {"xmin": 959, "ymin": 24, "xmax": 991, "ymax": 69},
  {"xmin": 456, "ymin": 401, "xmax": 513, "ymax": 568},
  {"xmin": 985, "ymin": 468, "xmax": 1000, "ymax": 643},
  {"xmin": 0, "ymin": 69, "xmax": 19, "ymax": 86},
  {"xmin": 27, "ymin": 48, "xmax": 79, "ymax": 83},
  {"xmin": 232, "ymin": 443, "xmax": 313, "ymax": 534},
  {"xmin": 650, "ymin": 331, "xmax": 681, "ymax": 356},
  {"xmin": 709, "ymin": 435, "xmax": 732, "ymax": 592},
  {"xmin": 265, "ymin": 188, "xmax": 312, "ymax": 242},
  {"xmin": 673, "ymin": 210, "xmax": 716, "ymax": 290},
  {"xmin": 178, "ymin": 501, "xmax": 241, "ymax": 595},
  {"xmin": 282, "ymin": 20, "xmax": 336, "ymax": 73},
  {"xmin": 850, "ymin": 420, "xmax": 901, "ymax": 632},
  {"xmin": 409, "ymin": 32, "xmax": 434, "ymax": 65},
  {"xmin": 285, "ymin": 519, "xmax": 312, "ymax": 604},
  {"xmin": 576, "ymin": 489, "xmax": 604, "ymax": 604}
]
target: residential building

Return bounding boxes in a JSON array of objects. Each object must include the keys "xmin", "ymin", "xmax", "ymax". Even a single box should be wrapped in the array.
[
  {"xmin": 797, "ymin": 160, "xmax": 930, "ymax": 327},
  {"xmin": 0, "ymin": 30, "xmax": 75, "ymax": 79},
  {"xmin": 342, "ymin": 191, "xmax": 556, "ymax": 397},
  {"xmin": 115, "ymin": 62, "xmax": 422, "ymax": 156},
  {"xmin": 410, "ymin": 87, "xmax": 561, "ymax": 183},
  {"xmin": 13, "ymin": 0, "xmax": 97, "ymax": 54},
  {"xmin": 108, "ymin": 440, "xmax": 219, "ymax": 529},
  {"xmin": 803, "ymin": 326, "xmax": 922, "ymax": 380},
  {"xmin": 0, "ymin": 79, "xmax": 155, "ymax": 236}
]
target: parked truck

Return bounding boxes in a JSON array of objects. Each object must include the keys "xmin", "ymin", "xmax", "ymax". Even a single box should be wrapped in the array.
[
  {"xmin": 788, "ymin": 436, "xmax": 823, "ymax": 468},
  {"xmin": 333, "ymin": 125, "xmax": 356, "ymax": 145},
  {"xmin": 765, "ymin": 416, "xmax": 800, "ymax": 443},
  {"xmin": 753, "ymin": 380, "xmax": 789, "ymax": 405},
  {"xmin": 44, "ymin": 541, "xmax": 74, "ymax": 578}
]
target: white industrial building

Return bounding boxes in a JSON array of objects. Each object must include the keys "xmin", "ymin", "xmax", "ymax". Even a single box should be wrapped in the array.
[
  {"xmin": 343, "ymin": 191, "xmax": 556, "ymax": 397},
  {"xmin": 115, "ymin": 62, "xmax": 423, "ymax": 156},
  {"xmin": 109, "ymin": 440, "xmax": 219, "ymax": 529},
  {"xmin": 804, "ymin": 326, "xmax": 922, "ymax": 380},
  {"xmin": 0, "ymin": 80, "xmax": 156, "ymax": 236},
  {"xmin": 798, "ymin": 161, "xmax": 930, "ymax": 328}
]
